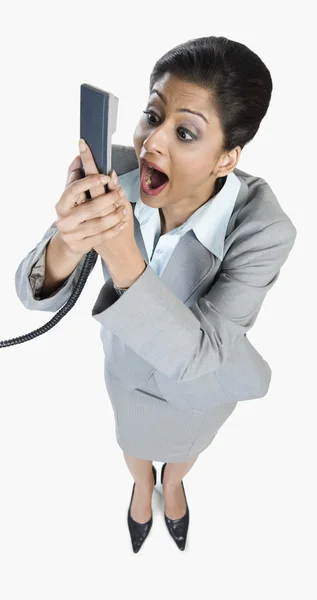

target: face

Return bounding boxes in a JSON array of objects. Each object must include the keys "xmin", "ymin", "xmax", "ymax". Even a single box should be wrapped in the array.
[{"xmin": 133, "ymin": 73, "xmax": 240, "ymax": 232}]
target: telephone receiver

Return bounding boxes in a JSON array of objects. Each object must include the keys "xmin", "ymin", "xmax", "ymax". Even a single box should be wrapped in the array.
[{"xmin": 0, "ymin": 84, "xmax": 120, "ymax": 349}]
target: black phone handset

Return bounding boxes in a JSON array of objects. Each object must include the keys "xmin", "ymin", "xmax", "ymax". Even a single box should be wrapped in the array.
[{"xmin": 0, "ymin": 84, "xmax": 119, "ymax": 349}]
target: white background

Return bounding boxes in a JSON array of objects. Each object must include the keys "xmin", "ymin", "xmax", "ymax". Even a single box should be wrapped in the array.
[{"xmin": 0, "ymin": 1, "xmax": 314, "ymax": 598}]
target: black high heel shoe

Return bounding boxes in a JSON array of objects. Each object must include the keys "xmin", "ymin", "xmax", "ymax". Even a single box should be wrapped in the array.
[
  {"xmin": 161, "ymin": 462, "xmax": 189, "ymax": 551},
  {"xmin": 127, "ymin": 464, "xmax": 157, "ymax": 553}
]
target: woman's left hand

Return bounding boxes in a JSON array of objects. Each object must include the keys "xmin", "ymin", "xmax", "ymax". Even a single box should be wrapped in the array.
[{"xmin": 78, "ymin": 138, "xmax": 135, "ymax": 259}]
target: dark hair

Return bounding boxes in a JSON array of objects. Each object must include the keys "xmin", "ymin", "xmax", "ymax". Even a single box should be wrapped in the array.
[{"xmin": 149, "ymin": 36, "xmax": 273, "ymax": 195}]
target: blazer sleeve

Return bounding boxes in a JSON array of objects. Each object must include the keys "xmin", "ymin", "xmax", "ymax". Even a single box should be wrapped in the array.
[
  {"xmin": 91, "ymin": 219, "xmax": 297, "ymax": 381},
  {"xmin": 15, "ymin": 220, "xmax": 97, "ymax": 312}
]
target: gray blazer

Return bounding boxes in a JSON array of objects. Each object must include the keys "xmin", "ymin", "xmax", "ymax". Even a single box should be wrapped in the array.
[{"xmin": 15, "ymin": 145, "xmax": 297, "ymax": 412}]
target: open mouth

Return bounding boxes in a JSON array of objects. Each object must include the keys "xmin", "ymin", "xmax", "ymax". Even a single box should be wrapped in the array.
[{"xmin": 141, "ymin": 163, "xmax": 169, "ymax": 195}]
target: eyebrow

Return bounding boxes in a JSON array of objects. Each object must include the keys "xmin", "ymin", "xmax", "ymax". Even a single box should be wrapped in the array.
[{"xmin": 149, "ymin": 88, "xmax": 210, "ymax": 124}]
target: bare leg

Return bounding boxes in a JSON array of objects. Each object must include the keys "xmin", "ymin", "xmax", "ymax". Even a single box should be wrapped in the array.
[
  {"xmin": 162, "ymin": 456, "xmax": 199, "ymax": 520},
  {"xmin": 123, "ymin": 453, "xmax": 155, "ymax": 523}
]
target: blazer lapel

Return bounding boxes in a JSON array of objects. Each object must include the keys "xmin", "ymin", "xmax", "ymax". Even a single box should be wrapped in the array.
[{"xmin": 133, "ymin": 211, "xmax": 218, "ymax": 304}]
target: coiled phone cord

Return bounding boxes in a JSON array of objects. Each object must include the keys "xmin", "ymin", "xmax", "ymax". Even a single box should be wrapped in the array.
[{"xmin": 0, "ymin": 248, "xmax": 98, "ymax": 348}]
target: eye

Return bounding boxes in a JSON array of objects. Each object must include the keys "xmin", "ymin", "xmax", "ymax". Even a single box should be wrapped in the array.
[
  {"xmin": 143, "ymin": 110, "xmax": 158, "ymax": 125},
  {"xmin": 142, "ymin": 111, "xmax": 197, "ymax": 142}
]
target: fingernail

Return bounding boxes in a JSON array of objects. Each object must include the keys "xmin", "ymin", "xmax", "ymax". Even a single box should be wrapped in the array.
[
  {"xmin": 110, "ymin": 169, "xmax": 118, "ymax": 186},
  {"xmin": 79, "ymin": 138, "xmax": 86, "ymax": 152}
]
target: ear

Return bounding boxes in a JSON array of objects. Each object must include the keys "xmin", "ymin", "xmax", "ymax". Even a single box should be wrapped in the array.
[{"xmin": 216, "ymin": 147, "xmax": 241, "ymax": 177}]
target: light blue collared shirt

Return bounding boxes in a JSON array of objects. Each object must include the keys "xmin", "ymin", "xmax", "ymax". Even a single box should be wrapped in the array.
[{"xmin": 117, "ymin": 168, "xmax": 241, "ymax": 277}]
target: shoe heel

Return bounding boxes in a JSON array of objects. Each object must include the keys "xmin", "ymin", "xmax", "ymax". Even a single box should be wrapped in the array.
[{"xmin": 152, "ymin": 464, "xmax": 157, "ymax": 486}]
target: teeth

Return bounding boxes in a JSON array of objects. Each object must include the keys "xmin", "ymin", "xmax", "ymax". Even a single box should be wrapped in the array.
[{"xmin": 145, "ymin": 166, "xmax": 154, "ymax": 188}]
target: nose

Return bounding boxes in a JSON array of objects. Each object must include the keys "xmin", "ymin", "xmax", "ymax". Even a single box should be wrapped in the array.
[{"xmin": 142, "ymin": 126, "xmax": 167, "ymax": 156}]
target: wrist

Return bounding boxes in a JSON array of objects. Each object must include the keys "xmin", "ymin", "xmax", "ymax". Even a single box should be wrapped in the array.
[
  {"xmin": 103, "ymin": 246, "xmax": 147, "ymax": 289},
  {"xmin": 55, "ymin": 231, "xmax": 86, "ymax": 260},
  {"xmin": 113, "ymin": 259, "xmax": 147, "ymax": 293}
]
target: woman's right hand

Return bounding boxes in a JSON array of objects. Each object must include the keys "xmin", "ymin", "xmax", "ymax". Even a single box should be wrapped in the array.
[{"xmin": 54, "ymin": 155, "xmax": 125, "ymax": 257}]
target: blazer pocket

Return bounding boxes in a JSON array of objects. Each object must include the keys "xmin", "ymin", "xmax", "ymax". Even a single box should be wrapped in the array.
[{"xmin": 153, "ymin": 369, "xmax": 229, "ymax": 412}]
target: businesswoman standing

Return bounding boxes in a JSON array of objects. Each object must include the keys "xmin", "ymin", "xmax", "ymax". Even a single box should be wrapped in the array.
[{"xmin": 16, "ymin": 36, "xmax": 297, "ymax": 553}]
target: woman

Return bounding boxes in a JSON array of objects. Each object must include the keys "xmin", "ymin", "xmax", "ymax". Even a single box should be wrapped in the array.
[{"xmin": 15, "ymin": 35, "xmax": 297, "ymax": 553}]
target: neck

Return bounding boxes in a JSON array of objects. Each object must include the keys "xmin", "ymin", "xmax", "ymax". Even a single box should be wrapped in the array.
[{"xmin": 159, "ymin": 177, "xmax": 224, "ymax": 234}]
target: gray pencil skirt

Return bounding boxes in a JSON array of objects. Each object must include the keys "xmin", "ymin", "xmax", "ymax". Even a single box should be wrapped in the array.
[{"xmin": 103, "ymin": 365, "xmax": 238, "ymax": 463}]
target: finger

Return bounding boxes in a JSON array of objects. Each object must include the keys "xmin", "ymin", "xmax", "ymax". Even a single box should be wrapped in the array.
[
  {"xmin": 66, "ymin": 155, "xmax": 81, "ymax": 185},
  {"xmin": 69, "ymin": 171, "xmax": 87, "ymax": 205},
  {"xmin": 67, "ymin": 169, "xmax": 81, "ymax": 187},
  {"xmin": 57, "ymin": 173, "xmax": 110, "ymax": 216},
  {"xmin": 61, "ymin": 207, "xmax": 127, "ymax": 251},
  {"xmin": 84, "ymin": 216, "xmax": 128, "ymax": 249},
  {"xmin": 107, "ymin": 169, "xmax": 120, "ymax": 191},
  {"xmin": 79, "ymin": 138, "xmax": 106, "ymax": 201},
  {"xmin": 67, "ymin": 169, "xmax": 86, "ymax": 207},
  {"xmin": 79, "ymin": 187, "xmax": 125, "ymax": 220},
  {"xmin": 75, "ymin": 206, "xmax": 126, "ymax": 239},
  {"xmin": 58, "ymin": 186, "xmax": 124, "ymax": 232},
  {"xmin": 91, "ymin": 217, "xmax": 128, "ymax": 243},
  {"xmin": 65, "ymin": 156, "xmax": 88, "ymax": 205}
]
